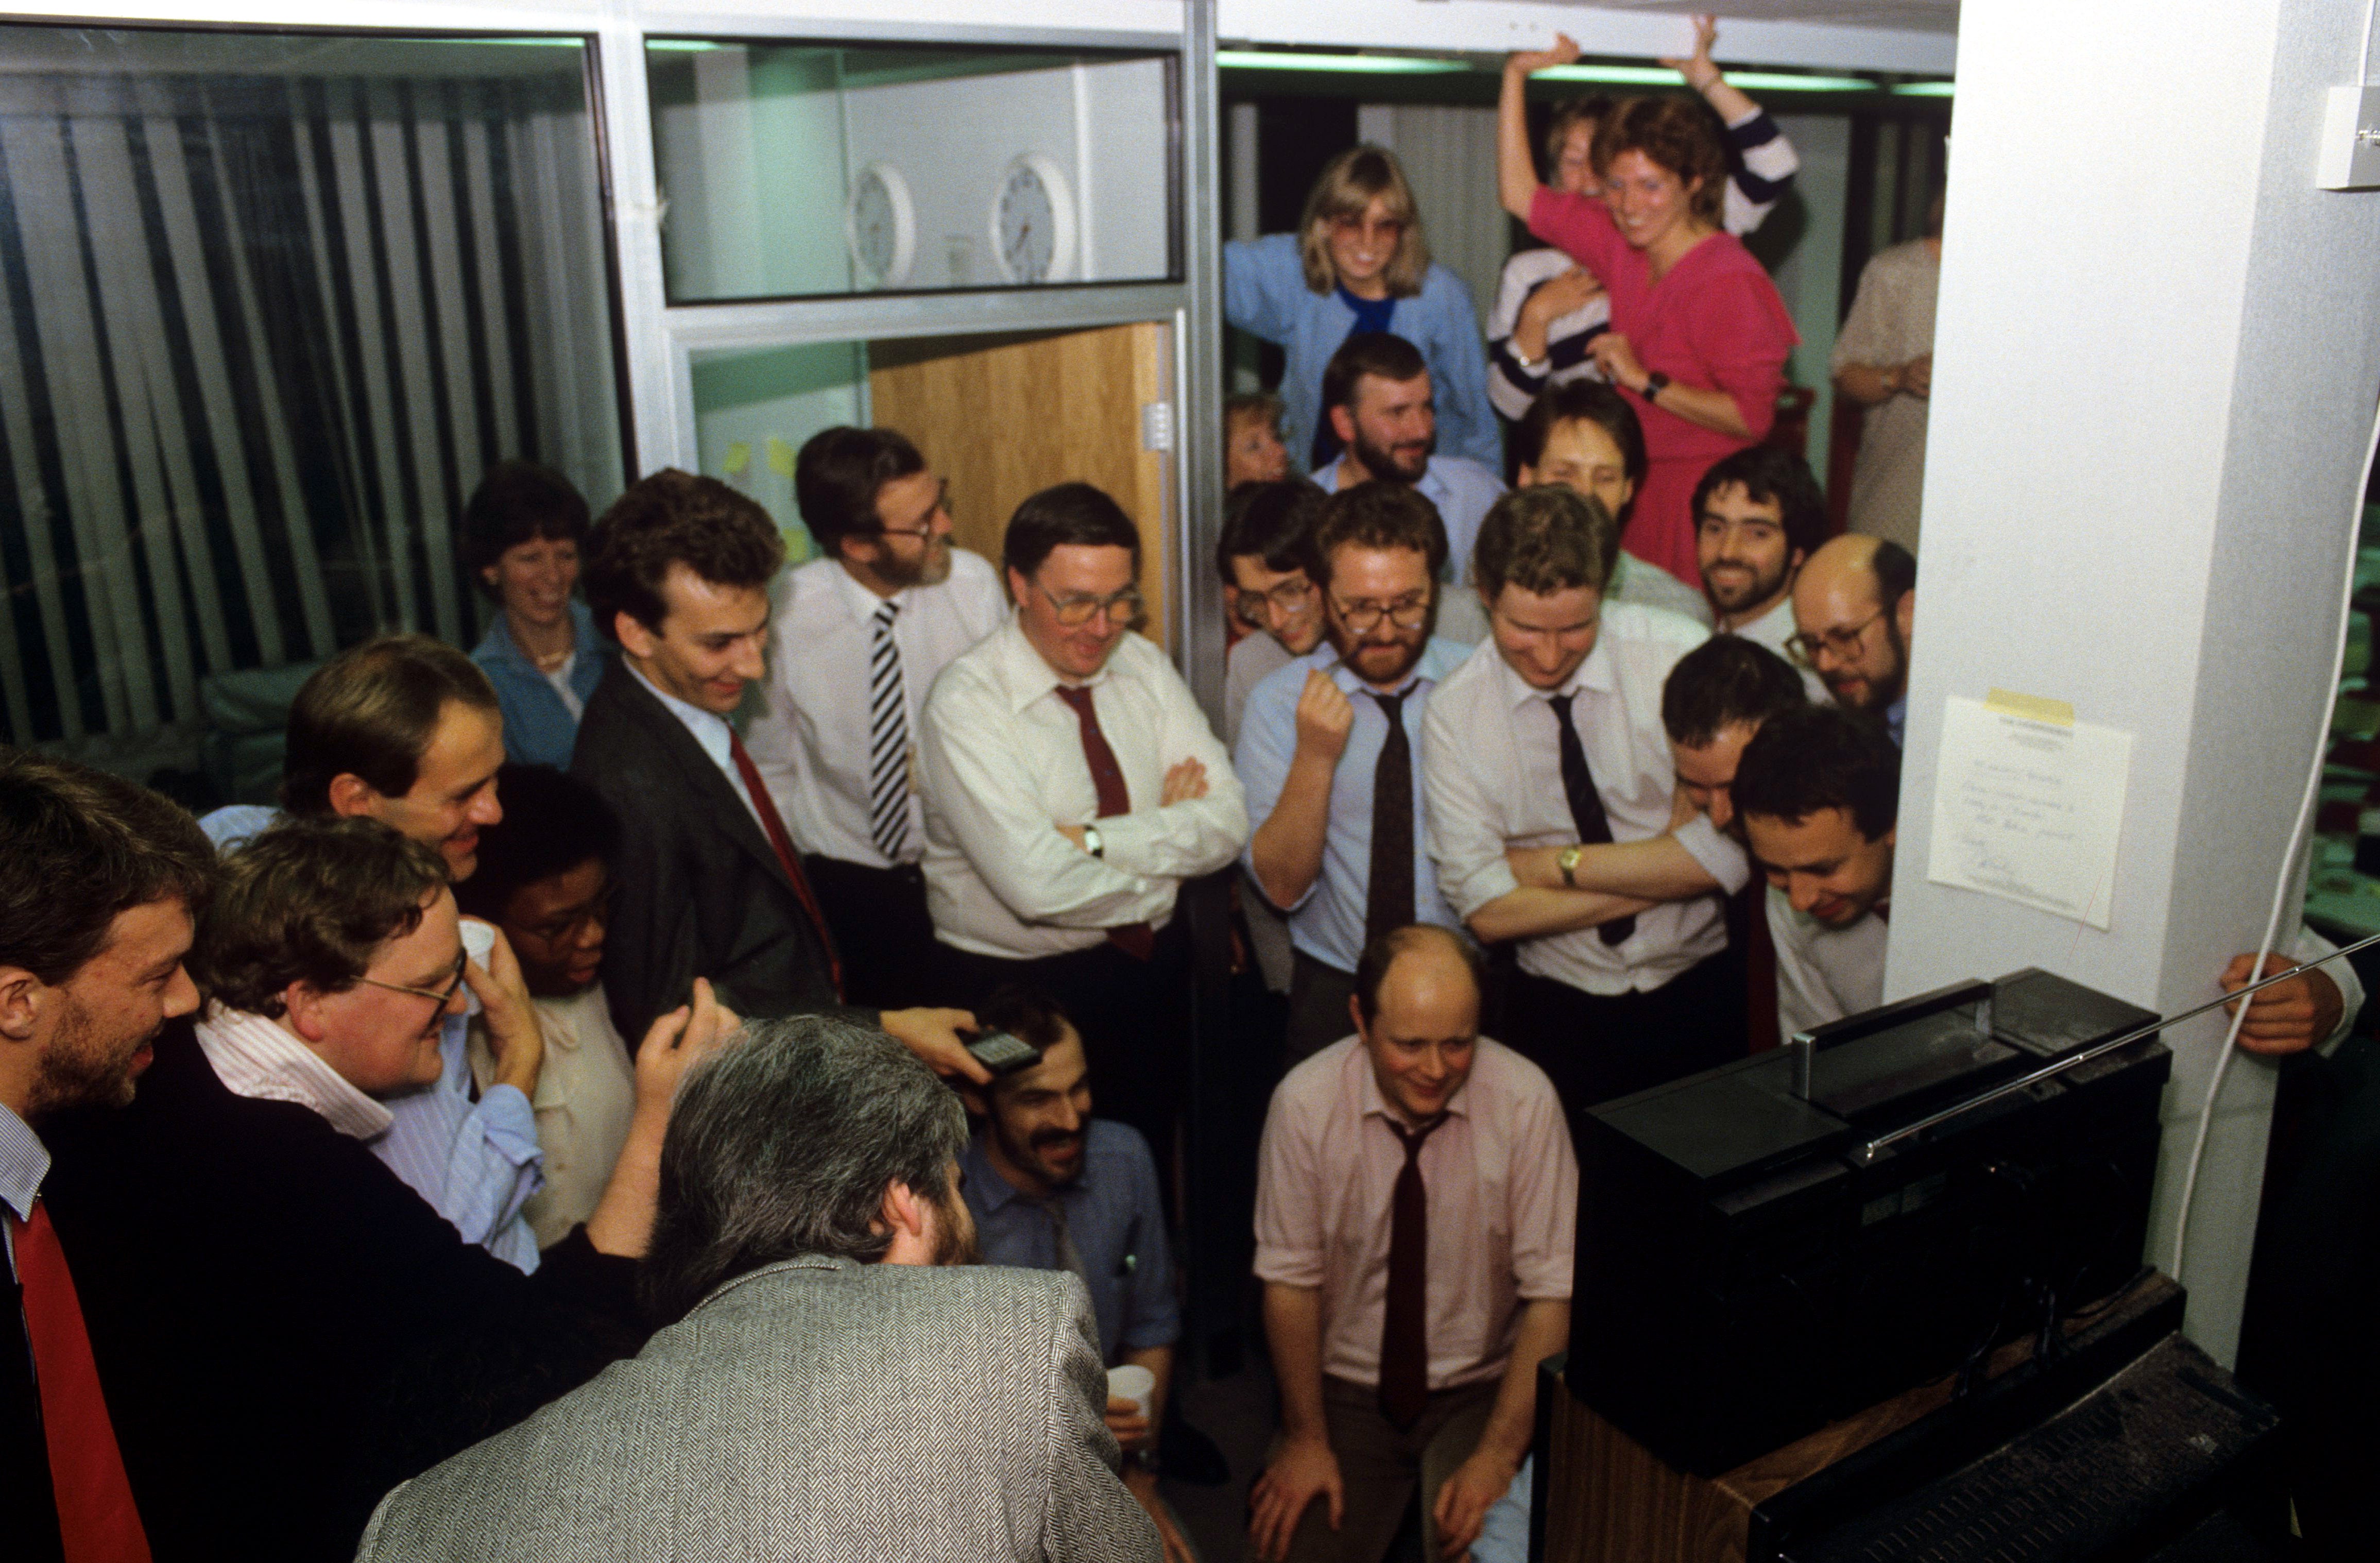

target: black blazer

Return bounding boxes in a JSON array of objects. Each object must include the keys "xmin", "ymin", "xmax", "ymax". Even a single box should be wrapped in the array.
[
  {"xmin": 571, "ymin": 661, "xmax": 860, "ymax": 1046},
  {"xmin": 39, "ymin": 1024, "xmax": 643, "ymax": 1562}
]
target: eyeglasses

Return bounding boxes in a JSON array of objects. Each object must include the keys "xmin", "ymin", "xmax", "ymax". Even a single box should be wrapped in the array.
[
  {"xmin": 1785, "ymin": 609, "xmax": 1885, "ymax": 667},
  {"xmin": 1330, "ymin": 590, "xmax": 1431, "ymax": 633},
  {"xmin": 356, "ymin": 948, "xmax": 469, "ymax": 1009},
  {"xmin": 875, "ymin": 481, "xmax": 950, "ymax": 541},
  {"xmin": 1330, "ymin": 214, "xmax": 1406, "ymax": 243},
  {"xmin": 1229, "ymin": 577, "xmax": 1319, "ymax": 629},
  {"xmin": 1037, "ymin": 583, "xmax": 1145, "ymax": 630}
]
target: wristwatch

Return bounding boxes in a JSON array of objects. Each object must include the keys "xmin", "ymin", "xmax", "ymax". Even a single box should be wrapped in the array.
[
  {"xmin": 1557, "ymin": 844, "xmax": 1584, "ymax": 889},
  {"xmin": 1641, "ymin": 370, "xmax": 1671, "ymax": 402},
  {"xmin": 1081, "ymin": 824, "xmax": 1105, "ymax": 859}
]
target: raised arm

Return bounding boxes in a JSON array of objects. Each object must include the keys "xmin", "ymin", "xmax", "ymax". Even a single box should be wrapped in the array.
[{"xmin": 1497, "ymin": 39, "xmax": 1582, "ymax": 222}]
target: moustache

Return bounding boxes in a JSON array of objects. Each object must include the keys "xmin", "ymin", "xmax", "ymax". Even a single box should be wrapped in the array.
[{"xmin": 1031, "ymin": 1129, "xmax": 1084, "ymax": 1153}]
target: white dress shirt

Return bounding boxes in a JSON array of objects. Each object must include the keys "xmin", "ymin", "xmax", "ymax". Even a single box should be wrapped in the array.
[
  {"xmin": 745, "ymin": 549, "xmax": 1007, "ymax": 867},
  {"xmin": 1423, "ymin": 601, "xmax": 1744, "ymax": 995},
  {"xmin": 628, "ymin": 664, "xmax": 770, "ymax": 837},
  {"xmin": 1767, "ymin": 887, "xmax": 1889, "ymax": 1043},
  {"xmin": 1724, "ymin": 592, "xmax": 1830, "ymax": 701},
  {"xmin": 919, "ymin": 615, "xmax": 1249, "ymax": 960}
]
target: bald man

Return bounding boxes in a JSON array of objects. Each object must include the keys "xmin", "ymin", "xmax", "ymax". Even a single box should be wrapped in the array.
[{"xmin": 1789, "ymin": 535, "xmax": 1915, "ymax": 745}]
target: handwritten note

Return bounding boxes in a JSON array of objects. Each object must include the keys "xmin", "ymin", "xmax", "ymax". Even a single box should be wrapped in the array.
[{"xmin": 1927, "ymin": 695, "xmax": 2133, "ymax": 928}]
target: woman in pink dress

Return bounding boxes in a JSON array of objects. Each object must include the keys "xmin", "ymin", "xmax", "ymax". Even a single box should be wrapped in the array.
[{"xmin": 1497, "ymin": 35, "xmax": 1799, "ymax": 586}]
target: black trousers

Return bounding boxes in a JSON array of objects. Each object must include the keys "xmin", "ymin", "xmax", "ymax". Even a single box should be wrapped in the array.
[
  {"xmin": 1502, "ymin": 949, "xmax": 1745, "ymax": 1130},
  {"xmin": 1284, "ymin": 949, "xmax": 1360, "ymax": 1065},
  {"xmin": 945, "ymin": 921, "xmax": 1192, "ymax": 1196},
  {"xmin": 802, "ymin": 855, "xmax": 963, "ymax": 1011}
]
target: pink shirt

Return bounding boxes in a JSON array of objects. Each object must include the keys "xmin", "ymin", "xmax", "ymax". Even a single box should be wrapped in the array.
[
  {"xmin": 1254, "ymin": 1035, "xmax": 1577, "ymax": 1392},
  {"xmin": 1528, "ymin": 186, "xmax": 1800, "ymax": 582}
]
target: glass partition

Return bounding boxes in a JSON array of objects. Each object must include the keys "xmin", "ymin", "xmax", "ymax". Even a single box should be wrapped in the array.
[
  {"xmin": 647, "ymin": 38, "xmax": 1177, "ymax": 302},
  {"xmin": 0, "ymin": 23, "xmax": 624, "ymax": 771}
]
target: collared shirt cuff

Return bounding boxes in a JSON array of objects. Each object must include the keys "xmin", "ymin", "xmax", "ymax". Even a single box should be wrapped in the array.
[
  {"xmin": 1675, "ymin": 814, "xmax": 1752, "ymax": 895},
  {"xmin": 1451, "ymin": 861, "xmax": 1523, "ymax": 920},
  {"xmin": 1120, "ymin": 1318, "xmax": 1184, "ymax": 1352},
  {"xmin": 474, "ymin": 1083, "xmax": 545, "ymax": 1166}
]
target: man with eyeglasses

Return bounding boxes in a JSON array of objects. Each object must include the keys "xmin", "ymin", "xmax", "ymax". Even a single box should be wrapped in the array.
[
  {"xmin": 921, "ymin": 482, "xmax": 1248, "ymax": 1179},
  {"xmin": 1312, "ymin": 333, "xmax": 1505, "ymax": 600},
  {"xmin": 1220, "ymin": 479, "xmax": 1330, "ymax": 747},
  {"xmin": 1790, "ymin": 533, "xmax": 1917, "ymax": 745},
  {"xmin": 454, "ymin": 764, "xmax": 640, "ymax": 1248},
  {"xmin": 1238, "ymin": 483, "xmax": 1473, "ymax": 1060},
  {"xmin": 1424, "ymin": 486, "xmax": 1751, "ymax": 1123},
  {"xmin": 743, "ymin": 427, "xmax": 1006, "ymax": 1010},
  {"xmin": 41, "ymin": 813, "xmax": 732, "ymax": 1558}
]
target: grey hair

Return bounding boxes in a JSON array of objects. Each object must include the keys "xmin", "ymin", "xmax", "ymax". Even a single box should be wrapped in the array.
[{"xmin": 638, "ymin": 1013, "xmax": 969, "ymax": 1324}]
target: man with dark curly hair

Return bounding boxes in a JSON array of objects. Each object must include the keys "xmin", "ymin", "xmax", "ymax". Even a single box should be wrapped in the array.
[{"xmin": 574, "ymin": 469, "xmax": 988, "ymax": 1086}]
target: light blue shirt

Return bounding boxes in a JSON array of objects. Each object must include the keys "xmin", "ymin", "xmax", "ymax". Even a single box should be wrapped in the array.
[
  {"xmin": 1887, "ymin": 693, "xmax": 1907, "ymax": 747},
  {"xmin": 193, "ymin": 804, "xmax": 545, "ymax": 1270},
  {"xmin": 1, "ymin": 1100, "xmax": 48, "ymax": 1278},
  {"xmin": 1225, "ymin": 232, "xmax": 1502, "ymax": 470},
  {"xmin": 1312, "ymin": 455, "xmax": 1508, "ymax": 587},
  {"xmin": 1235, "ymin": 638, "xmax": 1469, "ymax": 975},
  {"xmin": 1472, "ymin": 1457, "xmax": 1533, "ymax": 1563},
  {"xmin": 472, "ymin": 597, "xmax": 609, "ymax": 769}
]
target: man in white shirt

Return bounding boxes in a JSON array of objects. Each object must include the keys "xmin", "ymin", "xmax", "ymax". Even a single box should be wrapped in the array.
[
  {"xmin": 1422, "ymin": 486, "xmax": 1749, "ymax": 1123},
  {"xmin": 1692, "ymin": 447, "xmax": 1830, "ymax": 701},
  {"xmin": 921, "ymin": 481, "xmax": 1248, "ymax": 1175},
  {"xmin": 574, "ymin": 469, "xmax": 986, "ymax": 1088},
  {"xmin": 744, "ymin": 428, "xmax": 1006, "ymax": 1009},
  {"xmin": 1310, "ymin": 332, "xmax": 1505, "ymax": 592},
  {"xmin": 1659, "ymin": 635, "xmax": 1810, "ymax": 840},
  {"xmin": 1731, "ymin": 704, "xmax": 1898, "ymax": 1042},
  {"xmin": 1237, "ymin": 482, "xmax": 1471, "ymax": 1060}
]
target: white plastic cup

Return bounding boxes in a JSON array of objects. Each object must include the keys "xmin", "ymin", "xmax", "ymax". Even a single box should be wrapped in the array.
[
  {"xmin": 1106, "ymin": 1364, "xmax": 1155, "ymax": 1422},
  {"xmin": 459, "ymin": 918, "xmax": 497, "ymax": 965}
]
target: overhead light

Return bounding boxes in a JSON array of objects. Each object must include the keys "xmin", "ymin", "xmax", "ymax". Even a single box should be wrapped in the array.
[
  {"xmin": 1217, "ymin": 50, "xmax": 1468, "ymax": 75},
  {"xmin": 1702, "ymin": 71, "xmax": 1876, "ymax": 93},
  {"xmin": 1892, "ymin": 80, "xmax": 1956, "ymax": 97},
  {"xmin": 646, "ymin": 39, "xmax": 724, "ymax": 53},
  {"xmin": 1533, "ymin": 64, "xmax": 1679, "ymax": 87}
]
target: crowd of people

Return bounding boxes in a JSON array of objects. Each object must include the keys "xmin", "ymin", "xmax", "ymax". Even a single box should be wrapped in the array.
[{"xmin": 1, "ymin": 23, "xmax": 2364, "ymax": 1563}]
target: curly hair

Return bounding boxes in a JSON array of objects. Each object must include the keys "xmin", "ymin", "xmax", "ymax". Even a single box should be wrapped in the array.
[
  {"xmin": 195, "ymin": 817, "xmax": 450, "ymax": 1018},
  {"xmin": 1592, "ymin": 96, "xmax": 1728, "ymax": 226},
  {"xmin": 583, "ymin": 468, "xmax": 785, "ymax": 643},
  {"xmin": 459, "ymin": 461, "xmax": 589, "ymax": 596},
  {"xmin": 1297, "ymin": 145, "xmax": 1430, "ymax": 298},
  {"xmin": 1312, "ymin": 480, "xmax": 1448, "ymax": 591},
  {"xmin": 1472, "ymin": 484, "xmax": 1619, "ymax": 600}
]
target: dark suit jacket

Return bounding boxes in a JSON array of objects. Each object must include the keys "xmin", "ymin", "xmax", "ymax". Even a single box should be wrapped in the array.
[
  {"xmin": 359, "ymin": 1255, "xmax": 1161, "ymax": 1562},
  {"xmin": 572, "ymin": 661, "xmax": 861, "ymax": 1046},
  {"xmin": 39, "ymin": 1024, "xmax": 644, "ymax": 1562}
]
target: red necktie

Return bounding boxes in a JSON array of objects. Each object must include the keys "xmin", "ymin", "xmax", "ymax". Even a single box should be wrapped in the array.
[
  {"xmin": 1052, "ymin": 686, "xmax": 1156, "ymax": 961},
  {"xmin": 727, "ymin": 729, "xmax": 845, "ymax": 1000},
  {"xmin": 1378, "ymin": 1113, "xmax": 1447, "ymax": 1431},
  {"xmin": 11, "ymin": 1200, "xmax": 152, "ymax": 1562}
]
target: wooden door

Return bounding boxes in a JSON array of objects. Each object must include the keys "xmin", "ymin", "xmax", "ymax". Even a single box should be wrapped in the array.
[{"xmin": 868, "ymin": 321, "xmax": 1173, "ymax": 643}]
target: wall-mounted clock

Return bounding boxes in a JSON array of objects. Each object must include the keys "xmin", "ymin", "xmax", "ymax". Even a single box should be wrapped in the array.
[
  {"xmin": 989, "ymin": 151, "xmax": 1078, "ymax": 285},
  {"xmin": 845, "ymin": 161, "xmax": 917, "ymax": 290}
]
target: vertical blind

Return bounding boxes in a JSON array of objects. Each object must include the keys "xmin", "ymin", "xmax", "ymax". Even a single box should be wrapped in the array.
[{"xmin": 0, "ymin": 44, "xmax": 622, "ymax": 759}]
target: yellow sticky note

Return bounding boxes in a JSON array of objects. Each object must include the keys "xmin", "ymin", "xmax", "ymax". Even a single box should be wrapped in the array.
[
  {"xmin": 1983, "ymin": 688, "xmax": 2075, "ymax": 727},
  {"xmin": 766, "ymin": 436, "xmax": 796, "ymax": 478},
  {"xmin": 722, "ymin": 440, "xmax": 750, "ymax": 476}
]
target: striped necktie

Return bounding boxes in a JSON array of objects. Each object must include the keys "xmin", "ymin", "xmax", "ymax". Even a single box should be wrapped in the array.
[{"xmin": 866, "ymin": 599, "xmax": 911, "ymax": 862}]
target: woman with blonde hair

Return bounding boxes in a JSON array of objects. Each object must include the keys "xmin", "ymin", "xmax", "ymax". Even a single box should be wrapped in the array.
[{"xmin": 1225, "ymin": 144, "xmax": 1500, "ymax": 470}]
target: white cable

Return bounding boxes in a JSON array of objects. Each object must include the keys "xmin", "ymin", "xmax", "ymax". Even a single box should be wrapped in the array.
[{"xmin": 2169, "ymin": 388, "xmax": 2380, "ymax": 1281}]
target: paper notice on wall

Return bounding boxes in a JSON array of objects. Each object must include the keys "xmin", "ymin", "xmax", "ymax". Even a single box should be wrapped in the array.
[{"xmin": 1926, "ymin": 694, "xmax": 2133, "ymax": 929}]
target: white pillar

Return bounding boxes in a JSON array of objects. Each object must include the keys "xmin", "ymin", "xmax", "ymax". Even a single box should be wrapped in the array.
[{"xmin": 1887, "ymin": 0, "xmax": 2380, "ymax": 1364}]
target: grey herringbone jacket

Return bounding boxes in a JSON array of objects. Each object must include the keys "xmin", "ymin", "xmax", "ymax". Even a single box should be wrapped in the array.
[{"xmin": 354, "ymin": 1254, "xmax": 1161, "ymax": 1561}]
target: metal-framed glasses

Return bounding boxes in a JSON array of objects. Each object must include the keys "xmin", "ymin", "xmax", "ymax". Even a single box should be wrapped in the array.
[
  {"xmin": 356, "ymin": 949, "xmax": 469, "ymax": 1008},
  {"xmin": 1784, "ymin": 608, "xmax": 1884, "ymax": 667},
  {"xmin": 875, "ymin": 480, "xmax": 951, "ymax": 541},
  {"xmin": 1037, "ymin": 583, "xmax": 1146, "ymax": 629},
  {"xmin": 1229, "ymin": 576, "xmax": 1319, "ymax": 630},
  {"xmin": 1329, "ymin": 590, "xmax": 1431, "ymax": 633}
]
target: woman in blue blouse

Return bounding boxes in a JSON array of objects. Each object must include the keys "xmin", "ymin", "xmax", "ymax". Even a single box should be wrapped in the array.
[
  {"xmin": 464, "ymin": 461, "xmax": 609, "ymax": 768},
  {"xmin": 1225, "ymin": 145, "xmax": 1500, "ymax": 472}
]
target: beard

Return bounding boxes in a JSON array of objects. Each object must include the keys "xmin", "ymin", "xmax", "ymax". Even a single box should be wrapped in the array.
[
  {"xmin": 1350, "ymin": 425, "xmax": 1432, "ymax": 485},
  {"xmin": 1702, "ymin": 555, "xmax": 1790, "ymax": 616},
  {"xmin": 25, "ymin": 992, "xmax": 152, "ymax": 1120},
  {"xmin": 875, "ymin": 534, "xmax": 954, "ymax": 590},
  {"xmin": 1329, "ymin": 616, "xmax": 1433, "ymax": 690}
]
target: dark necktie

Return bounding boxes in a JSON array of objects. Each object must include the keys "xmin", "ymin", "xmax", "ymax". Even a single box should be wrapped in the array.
[
  {"xmin": 1547, "ymin": 692, "xmax": 1635, "ymax": 946},
  {"xmin": 11, "ymin": 1200, "xmax": 153, "ymax": 1562},
  {"xmin": 1052, "ymin": 685, "xmax": 1157, "ymax": 961},
  {"xmin": 1366, "ymin": 689, "xmax": 1416, "ymax": 947},
  {"xmin": 727, "ymin": 728, "xmax": 846, "ymax": 999},
  {"xmin": 1378, "ymin": 1112, "xmax": 1447, "ymax": 1431},
  {"xmin": 1036, "ymin": 1195, "xmax": 1094, "ymax": 1293}
]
